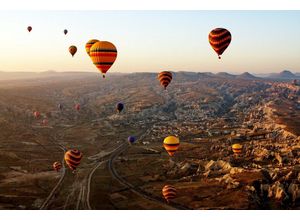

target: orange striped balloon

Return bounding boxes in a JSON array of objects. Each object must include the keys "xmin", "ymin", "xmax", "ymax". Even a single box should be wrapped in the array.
[
  {"xmin": 89, "ymin": 41, "xmax": 117, "ymax": 78},
  {"xmin": 69, "ymin": 45, "xmax": 77, "ymax": 57},
  {"xmin": 53, "ymin": 161, "xmax": 62, "ymax": 172},
  {"xmin": 163, "ymin": 136, "xmax": 180, "ymax": 157},
  {"xmin": 85, "ymin": 39, "xmax": 99, "ymax": 56},
  {"xmin": 232, "ymin": 143, "xmax": 243, "ymax": 155},
  {"xmin": 208, "ymin": 28, "xmax": 231, "ymax": 59},
  {"xmin": 158, "ymin": 71, "xmax": 172, "ymax": 90},
  {"xmin": 162, "ymin": 185, "xmax": 177, "ymax": 202},
  {"xmin": 64, "ymin": 149, "xmax": 83, "ymax": 171}
]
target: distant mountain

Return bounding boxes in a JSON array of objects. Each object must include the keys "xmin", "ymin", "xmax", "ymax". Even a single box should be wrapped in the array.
[
  {"xmin": 216, "ymin": 72, "xmax": 236, "ymax": 79},
  {"xmin": 236, "ymin": 72, "xmax": 257, "ymax": 79},
  {"xmin": 268, "ymin": 70, "xmax": 297, "ymax": 79}
]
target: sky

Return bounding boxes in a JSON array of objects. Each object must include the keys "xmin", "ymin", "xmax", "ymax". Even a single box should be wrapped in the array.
[{"xmin": 0, "ymin": 11, "xmax": 300, "ymax": 74}]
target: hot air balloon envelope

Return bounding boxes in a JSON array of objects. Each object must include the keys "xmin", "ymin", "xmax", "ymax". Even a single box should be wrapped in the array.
[
  {"xmin": 116, "ymin": 102, "xmax": 124, "ymax": 113},
  {"xmin": 53, "ymin": 161, "xmax": 62, "ymax": 172},
  {"xmin": 128, "ymin": 136, "xmax": 136, "ymax": 144},
  {"xmin": 163, "ymin": 136, "xmax": 180, "ymax": 156},
  {"xmin": 208, "ymin": 28, "xmax": 231, "ymax": 59},
  {"xmin": 85, "ymin": 39, "xmax": 100, "ymax": 56},
  {"xmin": 69, "ymin": 45, "xmax": 77, "ymax": 57},
  {"xmin": 64, "ymin": 149, "xmax": 83, "ymax": 171},
  {"xmin": 162, "ymin": 185, "xmax": 177, "ymax": 202},
  {"xmin": 158, "ymin": 71, "xmax": 172, "ymax": 89},
  {"xmin": 90, "ymin": 41, "xmax": 117, "ymax": 78}
]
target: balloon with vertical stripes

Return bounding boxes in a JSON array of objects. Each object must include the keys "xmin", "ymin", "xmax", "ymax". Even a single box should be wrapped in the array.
[
  {"xmin": 208, "ymin": 28, "xmax": 231, "ymax": 59},
  {"xmin": 89, "ymin": 41, "xmax": 117, "ymax": 78},
  {"xmin": 163, "ymin": 136, "xmax": 180, "ymax": 156},
  {"xmin": 162, "ymin": 185, "xmax": 177, "ymax": 202},
  {"xmin": 64, "ymin": 149, "xmax": 83, "ymax": 171},
  {"xmin": 158, "ymin": 71, "xmax": 172, "ymax": 90}
]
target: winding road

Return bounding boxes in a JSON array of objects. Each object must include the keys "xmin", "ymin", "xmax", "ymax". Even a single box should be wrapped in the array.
[{"xmin": 107, "ymin": 129, "xmax": 189, "ymax": 210}]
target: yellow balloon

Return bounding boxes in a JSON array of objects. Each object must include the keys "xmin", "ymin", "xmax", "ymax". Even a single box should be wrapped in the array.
[{"xmin": 163, "ymin": 136, "xmax": 180, "ymax": 156}]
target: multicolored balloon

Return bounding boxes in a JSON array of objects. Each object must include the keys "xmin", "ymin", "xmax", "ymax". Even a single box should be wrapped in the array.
[
  {"xmin": 162, "ymin": 185, "xmax": 177, "ymax": 202},
  {"xmin": 69, "ymin": 45, "xmax": 77, "ymax": 57},
  {"xmin": 116, "ymin": 102, "xmax": 124, "ymax": 113},
  {"xmin": 53, "ymin": 161, "xmax": 62, "ymax": 172},
  {"xmin": 158, "ymin": 71, "xmax": 172, "ymax": 90},
  {"xmin": 27, "ymin": 26, "xmax": 32, "ymax": 32},
  {"xmin": 64, "ymin": 149, "xmax": 83, "ymax": 171},
  {"xmin": 85, "ymin": 39, "xmax": 99, "ymax": 56},
  {"xmin": 163, "ymin": 136, "xmax": 180, "ymax": 156},
  {"xmin": 208, "ymin": 28, "xmax": 231, "ymax": 59},
  {"xmin": 89, "ymin": 41, "xmax": 117, "ymax": 78}
]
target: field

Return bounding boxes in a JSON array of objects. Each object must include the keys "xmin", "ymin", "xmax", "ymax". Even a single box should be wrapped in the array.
[{"xmin": 0, "ymin": 72, "xmax": 300, "ymax": 209}]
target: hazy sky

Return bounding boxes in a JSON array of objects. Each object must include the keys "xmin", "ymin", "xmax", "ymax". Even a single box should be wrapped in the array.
[{"xmin": 0, "ymin": 11, "xmax": 299, "ymax": 74}]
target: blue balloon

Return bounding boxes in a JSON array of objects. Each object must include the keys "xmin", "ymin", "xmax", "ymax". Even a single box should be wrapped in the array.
[{"xmin": 128, "ymin": 136, "xmax": 136, "ymax": 144}]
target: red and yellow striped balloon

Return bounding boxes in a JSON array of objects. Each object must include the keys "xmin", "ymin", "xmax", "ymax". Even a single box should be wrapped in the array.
[
  {"xmin": 162, "ymin": 185, "xmax": 177, "ymax": 202},
  {"xmin": 158, "ymin": 71, "xmax": 172, "ymax": 90},
  {"xmin": 208, "ymin": 28, "xmax": 231, "ymax": 59},
  {"xmin": 69, "ymin": 45, "xmax": 77, "ymax": 57},
  {"xmin": 89, "ymin": 41, "xmax": 117, "ymax": 78},
  {"xmin": 163, "ymin": 136, "xmax": 180, "ymax": 157},
  {"xmin": 64, "ymin": 149, "xmax": 83, "ymax": 171},
  {"xmin": 53, "ymin": 161, "xmax": 62, "ymax": 172},
  {"xmin": 232, "ymin": 143, "xmax": 243, "ymax": 155},
  {"xmin": 85, "ymin": 39, "xmax": 99, "ymax": 56}
]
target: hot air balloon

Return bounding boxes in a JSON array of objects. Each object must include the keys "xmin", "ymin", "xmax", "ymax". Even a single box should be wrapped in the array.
[
  {"xmin": 163, "ymin": 136, "xmax": 180, "ymax": 156},
  {"xmin": 64, "ymin": 149, "xmax": 83, "ymax": 171},
  {"xmin": 158, "ymin": 71, "xmax": 172, "ymax": 90},
  {"xmin": 53, "ymin": 161, "xmax": 62, "ymax": 172},
  {"xmin": 162, "ymin": 185, "xmax": 177, "ymax": 202},
  {"xmin": 128, "ymin": 136, "xmax": 136, "ymax": 144},
  {"xmin": 64, "ymin": 29, "xmax": 68, "ymax": 35},
  {"xmin": 232, "ymin": 143, "xmax": 243, "ymax": 155},
  {"xmin": 42, "ymin": 119, "xmax": 48, "ymax": 126},
  {"xmin": 69, "ymin": 45, "xmax": 77, "ymax": 57},
  {"xmin": 85, "ymin": 39, "xmax": 99, "ymax": 56},
  {"xmin": 90, "ymin": 41, "xmax": 117, "ymax": 78},
  {"xmin": 208, "ymin": 28, "xmax": 231, "ymax": 59},
  {"xmin": 27, "ymin": 26, "xmax": 32, "ymax": 32},
  {"xmin": 74, "ymin": 103, "xmax": 80, "ymax": 111},
  {"xmin": 116, "ymin": 102, "xmax": 124, "ymax": 113},
  {"xmin": 33, "ymin": 111, "xmax": 40, "ymax": 119}
]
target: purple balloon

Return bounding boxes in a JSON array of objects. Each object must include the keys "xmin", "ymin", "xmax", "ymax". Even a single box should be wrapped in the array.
[{"xmin": 128, "ymin": 136, "xmax": 136, "ymax": 144}]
